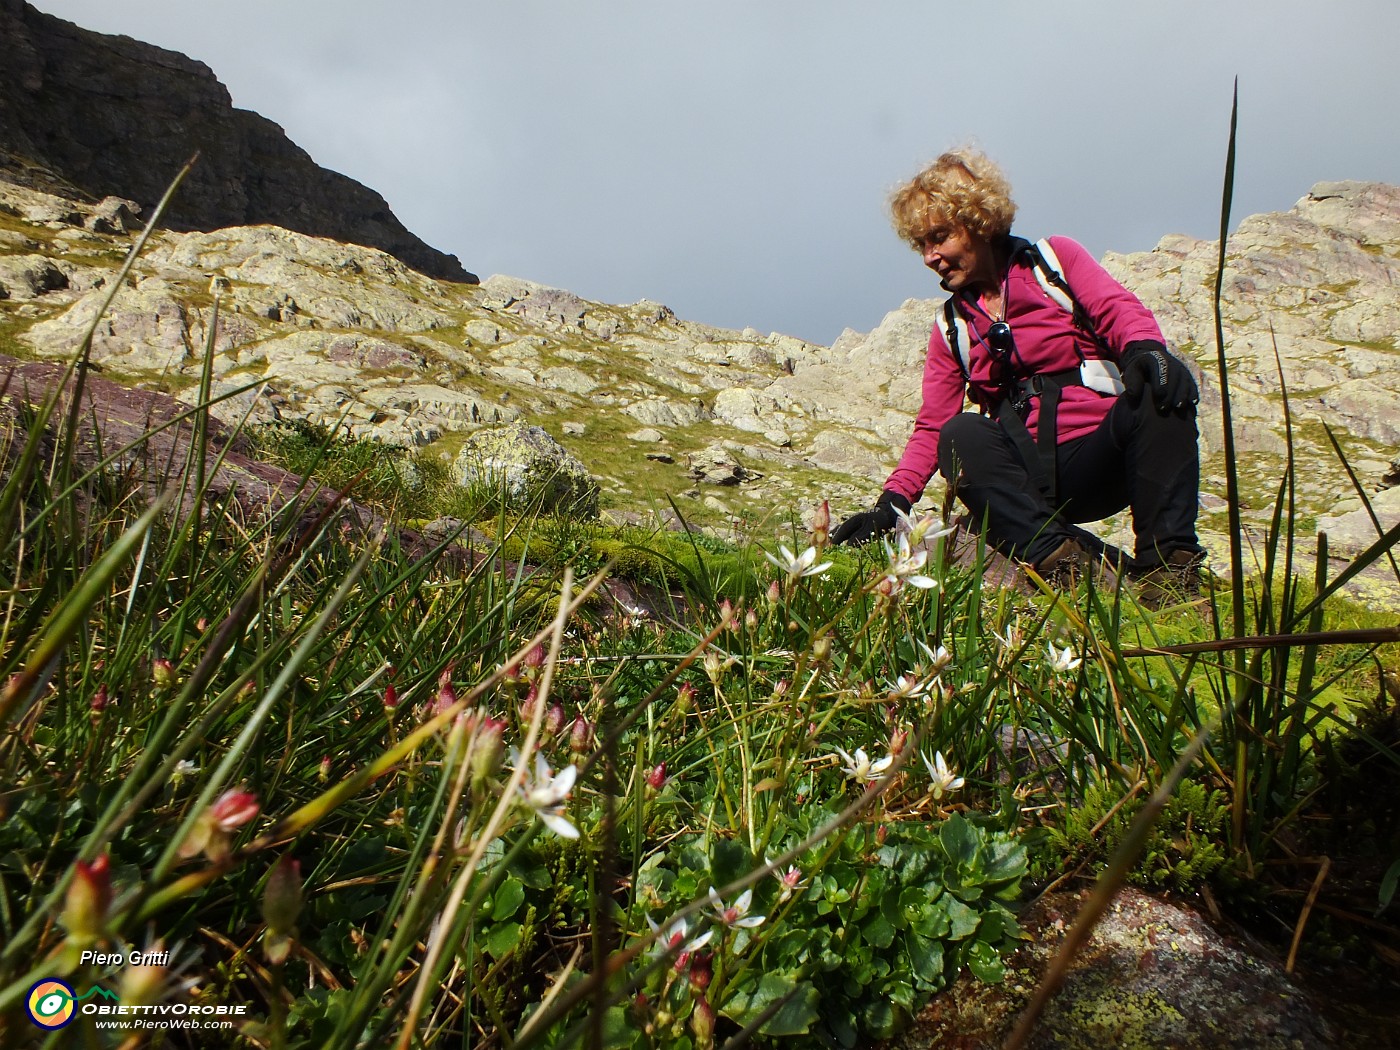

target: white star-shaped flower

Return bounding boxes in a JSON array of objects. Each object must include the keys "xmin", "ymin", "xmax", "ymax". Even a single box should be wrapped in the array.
[
  {"xmin": 513, "ymin": 747, "xmax": 580, "ymax": 839},
  {"xmin": 887, "ymin": 673, "xmax": 933, "ymax": 701},
  {"xmin": 646, "ymin": 915, "xmax": 714, "ymax": 961},
  {"xmin": 763, "ymin": 543, "xmax": 833, "ymax": 580},
  {"xmin": 833, "ymin": 745, "xmax": 895, "ymax": 784},
  {"xmin": 880, "ymin": 534, "xmax": 938, "ymax": 594},
  {"xmin": 922, "ymin": 750, "xmax": 966, "ymax": 799},
  {"xmin": 1047, "ymin": 643, "xmax": 1083, "ymax": 675},
  {"xmin": 992, "ymin": 624, "xmax": 1024, "ymax": 653},
  {"xmin": 707, "ymin": 887, "xmax": 765, "ymax": 929},
  {"xmin": 893, "ymin": 507, "xmax": 959, "ymax": 547}
]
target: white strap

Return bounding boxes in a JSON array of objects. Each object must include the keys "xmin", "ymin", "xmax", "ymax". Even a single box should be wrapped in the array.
[
  {"xmin": 942, "ymin": 298, "xmax": 972, "ymax": 376},
  {"xmin": 1032, "ymin": 237, "xmax": 1075, "ymax": 314}
]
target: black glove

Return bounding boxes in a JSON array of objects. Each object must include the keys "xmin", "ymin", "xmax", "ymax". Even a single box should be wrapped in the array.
[
  {"xmin": 831, "ymin": 490, "xmax": 911, "ymax": 546},
  {"xmin": 1119, "ymin": 341, "xmax": 1199, "ymax": 412}
]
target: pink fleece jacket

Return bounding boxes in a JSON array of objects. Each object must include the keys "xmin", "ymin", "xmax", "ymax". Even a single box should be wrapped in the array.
[{"xmin": 884, "ymin": 235, "xmax": 1165, "ymax": 503}]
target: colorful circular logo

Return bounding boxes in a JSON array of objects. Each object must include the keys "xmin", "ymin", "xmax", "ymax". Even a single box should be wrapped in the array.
[{"xmin": 26, "ymin": 979, "xmax": 76, "ymax": 1029}]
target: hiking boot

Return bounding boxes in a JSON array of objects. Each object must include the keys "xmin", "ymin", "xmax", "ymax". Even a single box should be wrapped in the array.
[
  {"xmin": 1030, "ymin": 538, "xmax": 1123, "ymax": 594},
  {"xmin": 1036, "ymin": 537, "xmax": 1086, "ymax": 588},
  {"xmin": 1031, "ymin": 538, "xmax": 1091, "ymax": 590},
  {"xmin": 1135, "ymin": 549, "xmax": 1205, "ymax": 608}
]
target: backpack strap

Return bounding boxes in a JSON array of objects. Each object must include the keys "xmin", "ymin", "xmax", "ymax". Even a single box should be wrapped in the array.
[
  {"xmin": 942, "ymin": 298, "xmax": 972, "ymax": 379},
  {"xmin": 1023, "ymin": 237, "xmax": 1116, "ymax": 360},
  {"xmin": 1029, "ymin": 237, "xmax": 1076, "ymax": 313}
]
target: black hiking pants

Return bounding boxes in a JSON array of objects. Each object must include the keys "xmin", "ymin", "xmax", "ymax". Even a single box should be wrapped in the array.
[{"xmin": 937, "ymin": 395, "xmax": 1204, "ymax": 571}]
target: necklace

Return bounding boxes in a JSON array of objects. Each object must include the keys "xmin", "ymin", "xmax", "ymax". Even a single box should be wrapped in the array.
[{"xmin": 974, "ymin": 242, "xmax": 1010, "ymax": 321}]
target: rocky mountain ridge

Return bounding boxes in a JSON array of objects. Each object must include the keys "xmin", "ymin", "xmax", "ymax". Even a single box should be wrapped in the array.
[
  {"xmin": 1, "ymin": 172, "xmax": 1398, "ymax": 604},
  {"xmin": 0, "ymin": 0, "xmax": 473, "ymax": 283}
]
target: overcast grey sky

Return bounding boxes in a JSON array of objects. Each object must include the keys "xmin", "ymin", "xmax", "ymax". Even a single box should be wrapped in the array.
[{"xmin": 28, "ymin": 1, "xmax": 1400, "ymax": 346}]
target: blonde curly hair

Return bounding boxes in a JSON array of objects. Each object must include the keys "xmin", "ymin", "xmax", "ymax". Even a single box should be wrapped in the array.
[{"xmin": 889, "ymin": 148, "xmax": 1017, "ymax": 247}]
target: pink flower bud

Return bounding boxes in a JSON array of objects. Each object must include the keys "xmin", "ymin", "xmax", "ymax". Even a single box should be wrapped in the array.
[
  {"xmin": 767, "ymin": 579, "xmax": 782, "ymax": 603},
  {"xmin": 812, "ymin": 499, "xmax": 831, "ymax": 547},
  {"xmin": 523, "ymin": 644, "xmax": 546, "ymax": 670},
  {"xmin": 63, "ymin": 853, "xmax": 111, "ymax": 942},
  {"xmin": 470, "ymin": 717, "xmax": 506, "ymax": 787},
  {"xmin": 675, "ymin": 683, "xmax": 695, "ymax": 715},
  {"xmin": 90, "ymin": 684, "xmax": 109, "ymax": 714},
  {"xmin": 262, "ymin": 855, "xmax": 303, "ymax": 935},
  {"xmin": 688, "ymin": 952, "xmax": 713, "ymax": 991},
  {"xmin": 718, "ymin": 599, "xmax": 735, "ymax": 630},
  {"xmin": 744, "ymin": 608, "xmax": 759, "ymax": 630},
  {"xmin": 645, "ymin": 762, "xmax": 668, "ymax": 790},
  {"xmin": 210, "ymin": 788, "xmax": 260, "ymax": 832},
  {"xmin": 318, "ymin": 756, "xmax": 332, "ymax": 783},
  {"xmin": 262, "ymin": 854, "xmax": 303, "ymax": 965},
  {"xmin": 383, "ymin": 682, "xmax": 399, "ymax": 711},
  {"xmin": 773, "ymin": 679, "xmax": 790, "ymax": 699},
  {"xmin": 889, "ymin": 728, "xmax": 910, "ymax": 756},
  {"xmin": 875, "ymin": 823, "xmax": 888, "ymax": 846},
  {"xmin": 519, "ymin": 682, "xmax": 541, "ymax": 722},
  {"xmin": 119, "ymin": 943, "xmax": 167, "ymax": 1008},
  {"xmin": 692, "ymin": 996, "xmax": 717, "ymax": 1046},
  {"xmin": 152, "ymin": 659, "xmax": 176, "ymax": 690},
  {"xmin": 569, "ymin": 714, "xmax": 594, "ymax": 754},
  {"xmin": 544, "ymin": 702, "xmax": 566, "ymax": 738},
  {"xmin": 196, "ymin": 617, "xmax": 209, "ymax": 633},
  {"xmin": 436, "ymin": 668, "xmax": 458, "ymax": 709}
]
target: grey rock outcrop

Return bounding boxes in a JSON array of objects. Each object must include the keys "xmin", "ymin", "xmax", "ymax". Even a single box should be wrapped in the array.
[
  {"xmin": 4, "ymin": 145, "xmax": 1400, "ymax": 603},
  {"xmin": 893, "ymin": 887, "xmax": 1338, "ymax": 1049},
  {"xmin": 1100, "ymin": 181, "xmax": 1400, "ymax": 591},
  {"xmin": 451, "ymin": 422, "xmax": 599, "ymax": 517},
  {"xmin": 0, "ymin": 0, "xmax": 473, "ymax": 283}
]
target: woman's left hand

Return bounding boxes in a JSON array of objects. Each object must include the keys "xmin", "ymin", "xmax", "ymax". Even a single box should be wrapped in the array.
[{"xmin": 1120, "ymin": 341, "xmax": 1199, "ymax": 412}]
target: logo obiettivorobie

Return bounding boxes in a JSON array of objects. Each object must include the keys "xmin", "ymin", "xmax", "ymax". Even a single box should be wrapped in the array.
[{"xmin": 25, "ymin": 979, "xmax": 119, "ymax": 1028}]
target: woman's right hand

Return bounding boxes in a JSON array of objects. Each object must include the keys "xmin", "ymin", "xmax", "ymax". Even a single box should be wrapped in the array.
[{"xmin": 831, "ymin": 491, "xmax": 911, "ymax": 546}]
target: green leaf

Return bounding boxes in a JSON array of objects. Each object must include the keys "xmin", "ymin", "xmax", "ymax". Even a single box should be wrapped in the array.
[
  {"xmin": 511, "ymin": 852, "xmax": 554, "ymax": 891},
  {"xmin": 861, "ymin": 912, "xmax": 897, "ymax": 949},
  {"xmin": 710, "ymin": 839, "xmax": 752, "ymax": 887},
  {"xmin": 720, "ymin": 974, "xmax": 820, "ymax": 1036},
  {"xmin": 966, "ymin": 940, "xmax": 1006, "ymax": 983},
  {"xmin": 600, "ymin": 1005, "xmax": 644, "ymax": 1049},
  {"xmin": 982, "ymin": 838, "xmax": 1030, "ymax": 883},
  {"xmin": 977, "ymin": 908, "xmax": 1004, "ymax": 944},
  {"xmin": 909, "ymin": 934, "xmax": 945, "ymax": 986},
  {"xmin": 944, "ymin": 896, "xmax": 980, "ymax": 940},
  {"xmin": 859, "ymin": 998, "xmax": 900, "ymax": 1039},
  {"xmin": 490, "ymin": 876, "xmax": 526, "ymax": 921},
  {"xmin": 939, "ymin": 813, "xmax": 979, "ymax": 868},
  {"xmin": 482, "ymin": 921, "xmax": 522, "ymax": 959}
]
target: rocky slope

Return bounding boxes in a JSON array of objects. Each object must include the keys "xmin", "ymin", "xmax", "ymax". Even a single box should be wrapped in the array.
[
  {"xmin": 2, "ymin": 170, "xmax": 1398, "ymax": 604},
  {"xmin": 0, "ymin": 0, "xmax": 473, "ymax": 283},
  {"xmin": 1102, "ymin": 181, "xmax": 1400, "ymax": 564}
]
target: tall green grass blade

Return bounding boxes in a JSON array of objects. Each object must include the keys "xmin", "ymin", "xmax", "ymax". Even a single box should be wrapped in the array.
[
  {"xmin": 0, "ymin": 495, "xmax": 167, "ymax": 729},
  {"xmin": 1212, "ymin": 81, "xmax": 1246, "ymax": 644}
]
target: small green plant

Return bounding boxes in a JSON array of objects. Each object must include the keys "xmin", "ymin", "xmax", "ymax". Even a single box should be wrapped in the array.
[{"xmin": 1041, "ymin": 777, "xmax": 1233, "ymax": 893}]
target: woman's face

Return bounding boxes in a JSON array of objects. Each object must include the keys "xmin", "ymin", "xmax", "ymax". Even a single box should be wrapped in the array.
[{"xmin": 916, "ymin": 223, "xmax": 997, "ymax": 293}]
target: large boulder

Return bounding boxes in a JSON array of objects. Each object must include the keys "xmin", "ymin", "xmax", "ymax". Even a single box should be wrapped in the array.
[
  {"xmin": 0, "ymin": 253, "xmax": 67, "ymax": 299},
  {"xmin": 893, "ymin": 887, "xmax": 1339, "ymax": 1049},
  {"xmin": 450, "ymin": 422, "xmax": 599, "ymax": 516}
]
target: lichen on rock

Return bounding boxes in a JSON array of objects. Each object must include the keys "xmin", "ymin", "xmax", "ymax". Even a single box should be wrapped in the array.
[{"xmin": 450, "ymin": 421, "xmax": 599, "ymax": 517}]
